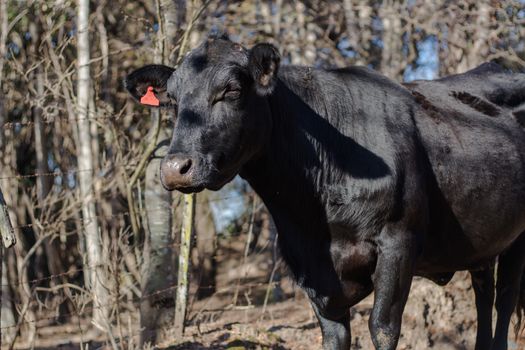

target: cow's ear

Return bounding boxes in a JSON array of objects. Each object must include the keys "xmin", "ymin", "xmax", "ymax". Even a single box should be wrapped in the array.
[
  {"xmin": 124, "ymin": 64, "xmax": 175, "ymax": 107},
  {"xmin": 248, "ymin": 43, "xmax": 280, "ymax": 96}
]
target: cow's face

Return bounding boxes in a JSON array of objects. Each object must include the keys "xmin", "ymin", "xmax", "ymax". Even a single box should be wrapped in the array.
[{"xmin": 125, "ymin": 37, "xmax": 280, "ymax": 192}]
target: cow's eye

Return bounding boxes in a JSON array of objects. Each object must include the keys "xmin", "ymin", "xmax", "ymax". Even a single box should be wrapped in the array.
[
  {"xmin": 224, "ymin": 88, "xmax": 241, "ymax": 100},
  {"xmin": 212, "ymin": 84, "xmax": 241, "ymax": 105}
]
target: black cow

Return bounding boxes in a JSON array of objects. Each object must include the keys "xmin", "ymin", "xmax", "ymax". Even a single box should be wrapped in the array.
[{"xmin": 124, "ymin": 35, "xmax": 525, "ymax": 350}]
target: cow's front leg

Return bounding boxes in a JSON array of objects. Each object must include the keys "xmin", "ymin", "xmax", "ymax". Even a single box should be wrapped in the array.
[
  {"xmin": 470, "ymin": 266, "xmax": 495, "ymax": 350},
  {"xmin": 311, "ymin": 301, "xmax": 351, "ymax": 350},
  {"xmin": 369, "ymin": 228, "xmax": 417, "ymax": 350}
]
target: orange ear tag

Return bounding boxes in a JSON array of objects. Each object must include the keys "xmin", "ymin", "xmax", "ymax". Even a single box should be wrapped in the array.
[{"xmin": 140, "ymin": 86, "xmax": 160, "ymax": 106}]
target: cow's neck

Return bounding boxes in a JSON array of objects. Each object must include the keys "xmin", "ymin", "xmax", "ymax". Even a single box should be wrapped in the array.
[
  {"xmin": 240, "ymin": 78, "xmax": 338, "ymax": 288},
  {"xmin": 242, "ymin": 79, "xmax": 328, "ymax": 226}
]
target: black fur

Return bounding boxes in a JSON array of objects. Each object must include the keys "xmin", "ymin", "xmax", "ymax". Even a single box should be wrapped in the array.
[{"xmin": 125, "ymin": 35, "xmax": 525, "ymax": 349}]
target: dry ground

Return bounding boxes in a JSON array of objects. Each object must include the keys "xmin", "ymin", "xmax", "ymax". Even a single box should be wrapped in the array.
[
  {"xmin": 159, "ymin": 274, "xmax": 524, "ymax": 350},
  {"xmin": 9, "ymin": 232, "xmax": 525, "ymax": 350}
]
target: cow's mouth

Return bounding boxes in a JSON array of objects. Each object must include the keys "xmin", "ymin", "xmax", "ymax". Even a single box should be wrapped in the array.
[
  {"xmin": 160, "ymin": 150, "xmax": 243, "ymax": 193},
  {"xmin": 207, "ymin": 171, "xmax": 238, "ymax": 191},
  {"xmin": 174, "ymin": 185, "xmax": 205, "ymax": 194},
  {"xmin": 161, "ymin": 171, "xmax": 235, "ymax": 193}
]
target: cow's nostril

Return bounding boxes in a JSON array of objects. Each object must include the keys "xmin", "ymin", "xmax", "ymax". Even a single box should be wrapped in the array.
[
  {"xmin": 180, "ymin": 159, "xmax": 192, "ymax": 175},
  {"xmin": 160, "ymin": 154, "xmax": 195, "ymax": 190}
]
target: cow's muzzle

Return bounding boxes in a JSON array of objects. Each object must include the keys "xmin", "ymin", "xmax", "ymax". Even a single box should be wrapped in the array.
[{"xmin": 160, "ymin": 153, "xmax": 195, "ymax": 191}]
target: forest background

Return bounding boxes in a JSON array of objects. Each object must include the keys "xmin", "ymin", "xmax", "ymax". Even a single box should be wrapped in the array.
[{"xmin": 0, "ymin": 0, "xmax": 524, "ymax": 349}]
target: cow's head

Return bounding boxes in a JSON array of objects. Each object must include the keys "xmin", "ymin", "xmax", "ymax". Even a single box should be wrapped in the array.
[{"xmin": 124, "ymin": 36, "xmax": 280, "ymax": 192}]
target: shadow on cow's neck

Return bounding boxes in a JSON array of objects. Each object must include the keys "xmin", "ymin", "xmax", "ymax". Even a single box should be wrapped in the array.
[
  {"xmin": 275, "ymin": 79, "xmax": 389, "ymax": 178},
  {"xmin": 240, "ymin": 77, "xmax": 389, "ymax": 296},
  {"xmin": 242, "ymin": 78, "xmax": 391, "ymax": 202}
]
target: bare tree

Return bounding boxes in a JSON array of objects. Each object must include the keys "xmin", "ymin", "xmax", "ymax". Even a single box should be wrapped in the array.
[
  {"xmin": 0, "ymin": 0, "xmax": 17, "ymax": 343},
  {"xmin": 139, "ymin": 0, "xmax": 180, "ymax": 345},
  {"xmin": 141, "ymin": 128, "xmax": 176, "ymax": 346},
  {"xmin": 76, "ymin": 0, "xmax": 110, "ymax": 330},
  {"xmin": 465, "ymin": 1, "xmax": 491, "ymax": 71},
  {"xmin": 380, "ymin": 0, "xmax": 404, "ymax": 79}
]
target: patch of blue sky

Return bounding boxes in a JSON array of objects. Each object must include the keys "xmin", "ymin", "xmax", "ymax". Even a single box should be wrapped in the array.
[
  {"xmin": 337, "ymin": 37, "xmax": 357, "ymax": 59},
  {"xmin": 67, "ymin": 172, "xmax": 76, "ymax": 189},
  {"xmin": 404, "ymin": 35, "xmax": 438, "ymax": 82},
  {"xmin": 209, "ymin": 176, "xmax": 249, "ymax": 233}
]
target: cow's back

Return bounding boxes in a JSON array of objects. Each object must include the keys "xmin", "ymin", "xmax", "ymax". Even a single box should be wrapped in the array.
[{"xmin": 407, "ymin": 64, "xmax": 525, "ymax": 271}]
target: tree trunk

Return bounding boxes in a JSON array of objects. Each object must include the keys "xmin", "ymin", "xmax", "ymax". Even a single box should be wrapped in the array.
[
  {"xmin": 194, "ymin": 194, "xmax": 216, "ymax": 299},
  {"xmin": 76, "ymin": 0, "xmax": 110, "ymax": 330},
  {"xmin": 273, "ymin": 0, "xmax": 283, "ymax": 37},
  {"xmin": 140, "ymin": 128, "xmax": 176, "ymax": 346},
  {"xmin": 174, "ymin": 193, "xmax": 195, "ymax": 338},
  {"xmin": 29, "ymin": 17, "xmax": 63, "ymax": 289},
  {"xmin": 139, "ymin": 0, "xmax": 180, "ymax": 346},
  {"xmin": 187, "ymin": 0, "xmax": 204, "ymax": 50},
  {"xmin": 0, "ymin": 246, "xmax": 15, "ymax": 344},
  {"xmin": 95, "ymin": 1, "xmax": 111, "ymax": 104},
  {"xmin": 0, "ymin": 0, "xmax": 16, "ymax": 343},
  {"xmin": 380, "ymin": 0, "xmax": 404, "ymax": 80},
  {"xmin": 357, "ymin": 0, "xmax": 373, "ymax": 65},
  {"xmin": 466, "ymin": 1, "xmax": 491, "ymax": 69},
  {"xmin": 258, "ymin": 0, "xmax": 272, "ymax": 36},
  {"xmin": 0, "ymin": 0, "xmax": 7, "ymax": 87},
  {"xmin": 2, "ymin": 139, "xmax": 36, "ymax": 344},
  {"xmin": 342, "ymin": 0, "xmax": 360, "ymax": 52},
  {"xmin": 161, "ymin": 0, "xmax": 178, "ymax": 63}
]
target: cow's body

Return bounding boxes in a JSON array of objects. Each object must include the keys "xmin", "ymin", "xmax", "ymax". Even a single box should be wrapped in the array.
[
  {"xmin": 244, "ymin": 61, "xmax": 525, "ymax": 290},
  {"xmin": 242, "ymin": 65, "xmax": 425, "ymax": 309},
  {"xmin": 409, "ymin": 65, "xmax": 525, "ymax": 273},
  {"xmin": 125, "ymin": 37, "xmax": 525, "ymax": 349}
]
